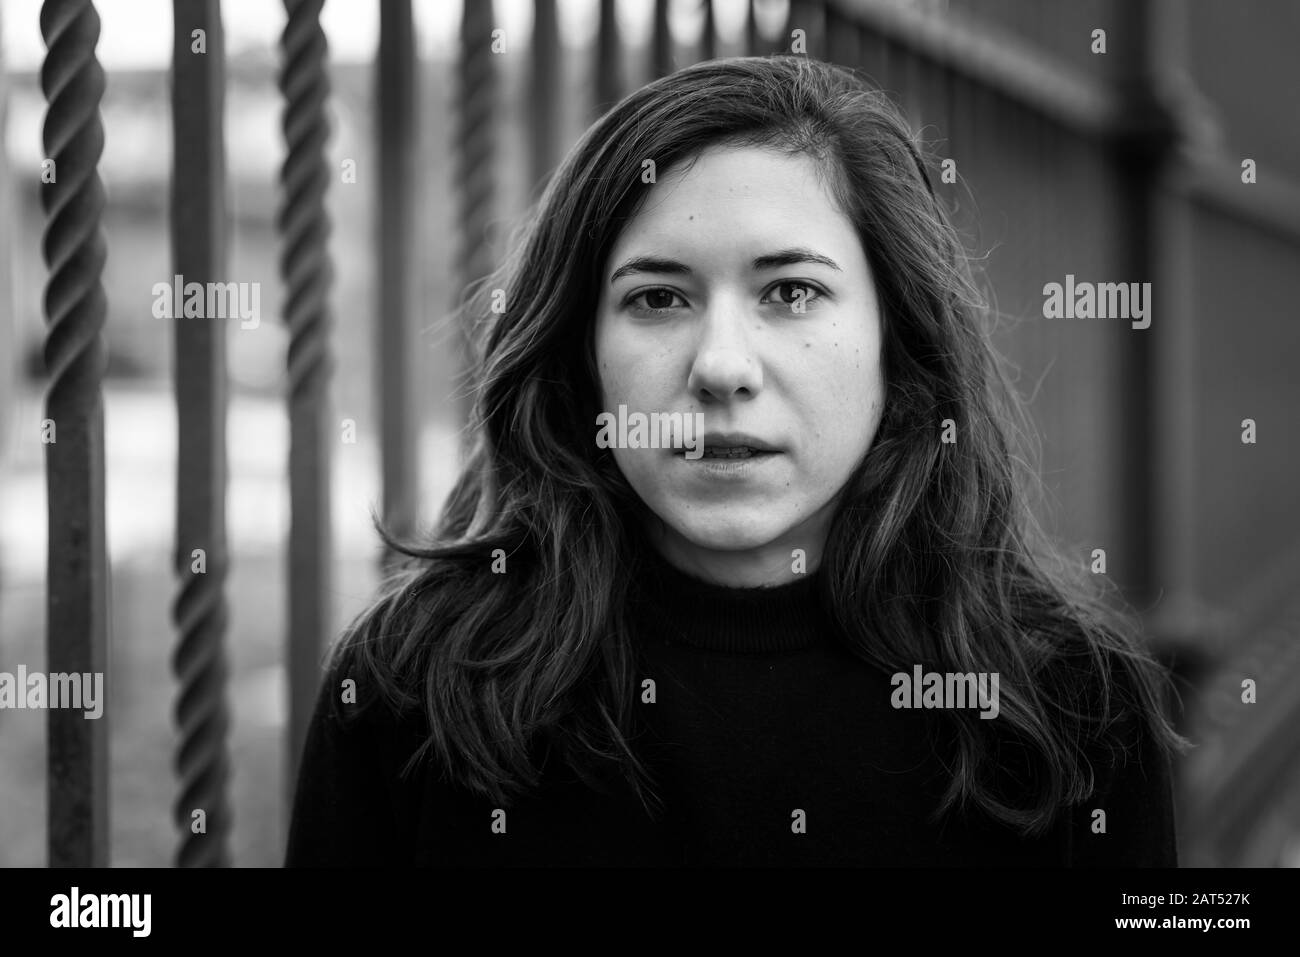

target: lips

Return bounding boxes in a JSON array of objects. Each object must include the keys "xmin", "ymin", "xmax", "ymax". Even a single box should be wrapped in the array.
[
  {"xmin": 675, "ymin": 432, "xmax": 781, "ymax": 458},
  {"xmin": 696, "ymin": 446, "xmax": 771, "ymax": 458},
  {"xmin": 699, "ymin": 432, "xmax": 779, "ymax": 452}
]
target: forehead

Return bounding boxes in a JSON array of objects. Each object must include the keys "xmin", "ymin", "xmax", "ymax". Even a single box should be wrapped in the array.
[{"xmin": 605, "ymin": 146, "xmax": 853, "ymax": 263}]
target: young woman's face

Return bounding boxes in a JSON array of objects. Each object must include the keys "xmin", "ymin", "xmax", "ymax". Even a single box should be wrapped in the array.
[{"xmin": 594, "ymin": 145, "xmax": 885, "ymax": 586}]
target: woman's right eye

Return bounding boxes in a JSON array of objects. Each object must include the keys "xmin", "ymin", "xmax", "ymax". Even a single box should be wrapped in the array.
[{"xmin": 627, "ymin": 288, "xmax": 686, "ymax": 314}]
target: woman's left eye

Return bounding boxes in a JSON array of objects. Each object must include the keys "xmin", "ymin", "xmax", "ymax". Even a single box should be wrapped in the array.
[{"xmin": 764, "ymin": 281, "xmax": 824, "ymax": 306}]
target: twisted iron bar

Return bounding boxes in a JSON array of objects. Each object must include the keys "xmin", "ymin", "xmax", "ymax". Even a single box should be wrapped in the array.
[
  {"xmin": 279, "ymin": 0, "xmax": 333, "ymax": 405},
  {"xmin": 279, "ymin": 0, "xmax": 333, "ymax": 788},
  {"xmin": 171, "ymin": 561, "xmax": 231, "ymax": 866},
  {"xmin": 169, "ymin": 0, "xmax": 232, "ymax": 868},
  {"xmin": 40, "ymin": 0, "xmax": 110, "ymax": 868},
  {"xmin": 40, "ymin": 0, "xmax": 107, "ymax": 402},
  {"xmin": 454, "ymin": 0, "xmax": 496, "ymax": 430}
]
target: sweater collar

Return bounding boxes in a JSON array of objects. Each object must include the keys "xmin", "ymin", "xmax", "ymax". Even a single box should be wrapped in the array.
[{"xmin": 629, "ymin": 542, "xmax": 828, "ymax": 654}]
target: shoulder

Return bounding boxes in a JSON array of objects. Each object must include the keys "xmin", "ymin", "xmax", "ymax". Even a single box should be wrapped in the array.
[
  {"xmin": 301, "ymin": 561, "xmax": 461, "ymax": 765},
  {"xmin": 286, "ymin": 646, "xmax": 430, "ymax": 867}
]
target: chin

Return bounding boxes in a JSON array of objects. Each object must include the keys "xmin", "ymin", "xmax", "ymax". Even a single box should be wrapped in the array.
[{"xmin": 663, "ymin": 512, "xmax": 792, "ymax": 553}]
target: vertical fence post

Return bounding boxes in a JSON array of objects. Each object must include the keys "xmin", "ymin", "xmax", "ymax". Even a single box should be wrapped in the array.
[
  {"xmin": 454, "ymin": 0, "xmax": 496, "ymax": 438},
  {"xmin": 743, "ymin": 0, "xmax": 759, "ymax": 56},
  {"xmin": 0, "ymin": 5, "xmax": 13, "ymax": 458},
  {"xmin": 378, "ymin": 0, "xmax": 417, "ymax": 569},
  {"xmin": 700, "ymin": 0, "xmax": 716, "ymax": 61},
  {"xmin": 1141, "ymin": 0, "xmax": 1204, "ymax": 746},
  {"xmin": 170, "ymin": 0, "xmax": 232, "ymax": 867},
  {"xmin": 652, "ymin": 0, "xmax": 672, "ymax": 78},
  {"xmin": 1148, "ymin": 0, "xmax": 1198, "ymax": 623},
  {"xmin": 825, "ymin": 2, "xmax": 860, "ymax": 70},
  {"xmin": 39, "ymin": 0, "xmax": 110, "ymax": 869},
  {"xmin": 595, "ymin": 0, "xmax": 620, "ymax": 116},
  {"xmin": 279, "ymin": 0, "xmax": 334, "ymax": 792},
  {"xmin": 1110, "ymin": 0, "xmax": 1180, "ymax": 617},
  {"xmin": 530, "ymin": 0, "xmax": 559, "ymax": 194}
]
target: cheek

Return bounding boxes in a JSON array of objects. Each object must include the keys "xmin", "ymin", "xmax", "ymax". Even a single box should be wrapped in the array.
[
  {"xmin": 596, "ymin": 327, "xmax": 669, "ymax": 405},
  {"xmin": 809, "ymin": 326, "xmax": 881, "ymax": 400},
  {"xmin": 800, "ymin": 339, "xmax": 884, "ymax": 471},
  {"xmin": 593, "ymin": 323, "xmax": 624, "ymax": 402},
  {"xmin": 596, "ymin": 358, "xmax": 632, "ymax": 406}
]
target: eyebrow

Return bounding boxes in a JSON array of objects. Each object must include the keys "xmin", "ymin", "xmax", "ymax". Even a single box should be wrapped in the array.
[{"xmin": 608, "ymin": 247, "xmax": 843, "ymax": 285}]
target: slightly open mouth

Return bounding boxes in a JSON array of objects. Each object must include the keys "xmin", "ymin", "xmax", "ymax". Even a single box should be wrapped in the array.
[{"xmin": 678, "ymin": 447, "xmax": 778, "ymax": 459}]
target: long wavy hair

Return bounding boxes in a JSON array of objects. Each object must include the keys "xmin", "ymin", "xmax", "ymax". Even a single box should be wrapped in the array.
[{"xmin": 329, "ymin": 54, "xmax": 1187, "ymax": 836}]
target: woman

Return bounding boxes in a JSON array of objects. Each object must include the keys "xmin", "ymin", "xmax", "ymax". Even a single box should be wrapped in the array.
[{"xmin": 285, "ymin": 55, "xmax": 1185, "ymax": 867}]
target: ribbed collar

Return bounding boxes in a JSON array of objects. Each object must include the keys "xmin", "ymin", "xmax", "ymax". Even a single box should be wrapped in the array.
[{"xmin": 629, "ymin": 542, "xmax": 828, "ymax": 654}]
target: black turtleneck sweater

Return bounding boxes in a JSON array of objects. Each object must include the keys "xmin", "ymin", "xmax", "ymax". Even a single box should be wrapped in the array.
[{"xmin": 285, "ymin": 549, "xmax": 1178, "ymax": 867}]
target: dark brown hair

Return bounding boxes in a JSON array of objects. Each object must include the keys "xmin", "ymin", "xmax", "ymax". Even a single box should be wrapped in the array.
[{"xmin": 329, "ymin": 54, "xmax": 1187, "ymax": 836}]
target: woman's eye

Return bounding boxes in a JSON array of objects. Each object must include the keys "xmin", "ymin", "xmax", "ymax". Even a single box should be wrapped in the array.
[
  {"xmin": 765, "ymin": 281, "xmax": 823, "ymax": 307},
  {"xmin": 628, "ymin": 288, "xmax": 685, "ymax": 313}
]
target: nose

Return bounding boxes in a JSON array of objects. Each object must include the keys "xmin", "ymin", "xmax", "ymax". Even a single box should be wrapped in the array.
[{"xmin": 686, "ymin": 295, "xmax": 763, "ymax": 402}]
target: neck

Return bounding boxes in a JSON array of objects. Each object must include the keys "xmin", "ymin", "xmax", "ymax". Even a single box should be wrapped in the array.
[
  {"xmin": 643, "ymin": 523, "xmax": 825, "ymax": 588},
  {"xmin": 632, "ymin": 539, "xmax": 828, "ymax": 653}
]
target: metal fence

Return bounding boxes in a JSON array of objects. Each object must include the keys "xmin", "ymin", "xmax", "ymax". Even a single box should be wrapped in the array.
[{"xmin": 18, "ymin": 0, "xmax": 1300, "ymax": 866}]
